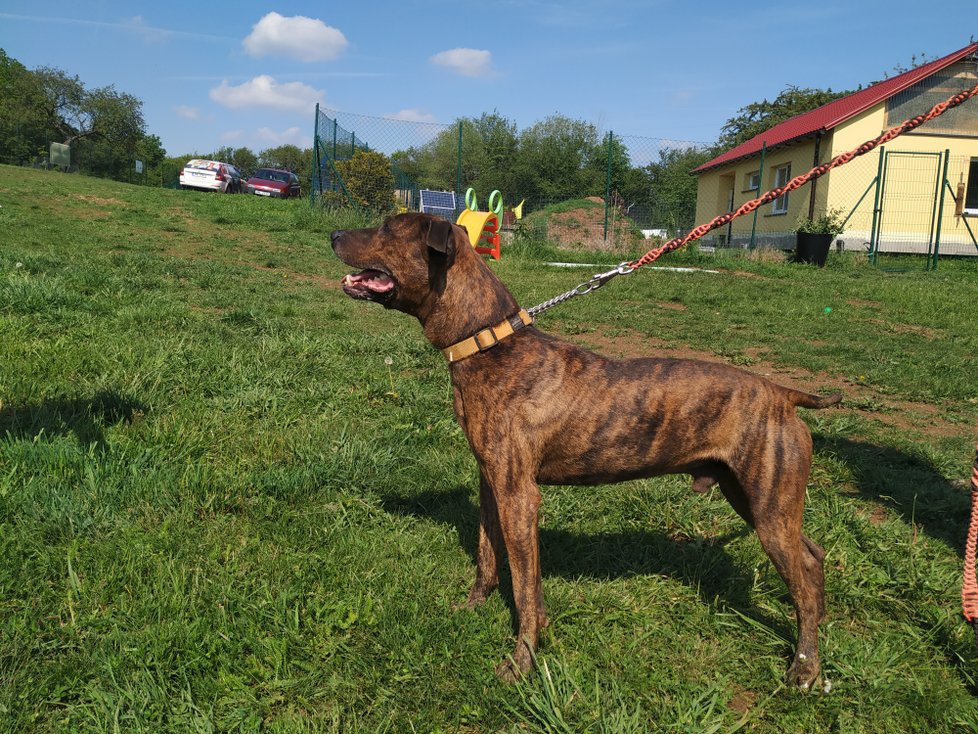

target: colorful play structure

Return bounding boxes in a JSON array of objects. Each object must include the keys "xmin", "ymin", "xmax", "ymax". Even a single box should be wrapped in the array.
[{"xmin": 456, "ymin": 188, "xmax": 503, "ymax": 260}]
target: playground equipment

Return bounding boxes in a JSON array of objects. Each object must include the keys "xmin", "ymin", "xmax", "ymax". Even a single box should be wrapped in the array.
[{"xmin": 456, "ymin": 188, "xmax": 502, "ymax": 260}]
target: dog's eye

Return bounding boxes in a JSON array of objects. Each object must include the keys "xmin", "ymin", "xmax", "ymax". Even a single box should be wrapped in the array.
[{"xmin": 381, "ymin": 222, "xmax": 392, "ymax": 235}]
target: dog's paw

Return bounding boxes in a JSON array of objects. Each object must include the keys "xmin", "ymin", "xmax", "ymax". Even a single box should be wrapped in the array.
[
  {"xmin": 453, "ymin": 587, "xmax": 492, "ymax": 612},
  {"xmin": 785, "ymin": 654, "xmax": 821, "ymax": 691},
  {"xmin": 496, "ymin": 645, "xmax": 534, "ymax": 683},
  {"xmin": 495, "ymin": 658, "xmax": 522, "ymax": 683}
]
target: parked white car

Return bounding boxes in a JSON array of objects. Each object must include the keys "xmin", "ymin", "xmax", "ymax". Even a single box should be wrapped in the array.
[{"xmin": 179, "ymin": 159, "xmax": 242, "ymax": 193}]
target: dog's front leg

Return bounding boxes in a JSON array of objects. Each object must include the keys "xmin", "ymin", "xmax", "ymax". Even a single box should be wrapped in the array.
[
  {"xmin": 463, "ymin": 471, "xmax": 503, "ymax": 608},
  {"xmin": 483, "ymin": 463, "xmax": 545, "ymax": 681}
]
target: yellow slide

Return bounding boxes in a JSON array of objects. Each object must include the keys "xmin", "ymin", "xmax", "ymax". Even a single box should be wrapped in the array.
[{"xmin": 456, "ymin": 209, "xmax": 498, "ymax": 248}]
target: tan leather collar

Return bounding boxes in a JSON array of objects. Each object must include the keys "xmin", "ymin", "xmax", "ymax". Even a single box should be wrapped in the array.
[{"xmin": 442, "ymin": 310, "xmax": 533, "ymax": 363}]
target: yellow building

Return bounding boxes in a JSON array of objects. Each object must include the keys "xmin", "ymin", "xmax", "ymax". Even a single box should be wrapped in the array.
[{"xmin": 693, "ymin": 42, "xmax": 978, "ymax": 257}]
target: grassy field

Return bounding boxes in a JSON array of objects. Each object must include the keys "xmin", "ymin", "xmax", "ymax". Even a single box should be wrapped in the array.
[{"xmin": 1, "ymin": 164, "xmax": 978, "ymax": 732}]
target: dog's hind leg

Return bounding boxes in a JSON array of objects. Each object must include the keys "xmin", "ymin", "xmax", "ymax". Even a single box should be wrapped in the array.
[
  {"xmin": 749, "ymin": 481, "xmax": 823, "ymax": 690},
  {"xmin": 801, "ymin": 533, "xmax": 826, "ymax": 621}
]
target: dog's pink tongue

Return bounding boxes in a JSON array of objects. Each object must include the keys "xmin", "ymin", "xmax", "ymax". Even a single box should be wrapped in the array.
[{"xmin": 344, "ymin": 270, "xmax": 394, "ymax": 292}]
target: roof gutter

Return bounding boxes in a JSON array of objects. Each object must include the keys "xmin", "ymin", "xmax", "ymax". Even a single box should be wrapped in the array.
[{"xmin": 693, "ymin": 129, "xmax": 825, "ymax": 175}]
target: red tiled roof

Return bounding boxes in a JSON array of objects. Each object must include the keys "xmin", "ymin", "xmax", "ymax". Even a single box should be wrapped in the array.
[{"xmin": 693, "ymin": 42, "xmax": 978, "ymax": 173}]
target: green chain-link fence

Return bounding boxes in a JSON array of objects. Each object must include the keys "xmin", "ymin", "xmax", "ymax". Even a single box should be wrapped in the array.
[
  {"xmin": 310, "ymin": 105, "xmax": 713, "ymax": 252},
  {"xmin": 1, "ymin": 139, "xmax": 181, "ymax": 189}
]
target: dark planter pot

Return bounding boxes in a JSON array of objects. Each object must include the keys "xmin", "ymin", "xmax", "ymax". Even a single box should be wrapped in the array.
[{"xmin": 795, "ymin": 232, "xmax": 833, "ymax": 267}]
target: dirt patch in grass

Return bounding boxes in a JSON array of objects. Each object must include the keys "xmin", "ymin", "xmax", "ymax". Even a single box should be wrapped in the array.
[
  {"xmin": 247, "ymin": 262, "xmax": 343, "ymax": 291},
  {"xmin": 866, "ymin": 318, "xmax": 941, "ymax": 340},
  {"xmin": 73, "ymin": 194, "xmax": 125, "ymax": 207},
  {"xmin": 847, "ymin": 298, "xmax": 883, "ymax": 308},
  {"xmin": 563, "ymin": 324, "xmax": 966, "ymax": 440},
  {"xmin": 543, "ymin": 197, "xmax": 645, "ymax": 252},
  {"xmin": 728, "ymin": 686, "xmax": 759, "ymax": 715}
]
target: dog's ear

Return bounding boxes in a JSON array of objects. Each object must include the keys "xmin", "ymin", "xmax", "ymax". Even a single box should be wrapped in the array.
[
  {"xmin": 426, "ymin": 218, "xmax": 455, "ymax": 257},
  {"xmin": 425, "ymin": 218, "xmax": 455, "ymax": 296}
]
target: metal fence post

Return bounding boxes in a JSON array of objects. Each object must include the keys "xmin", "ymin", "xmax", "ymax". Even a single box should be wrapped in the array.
[
  {"xmin": 932, "ymin": 148, "xmax": 951, "ymax": 270},
  {"xmin": 749, "ymin": 142, "xmax": 766, "ymax": 250},
  {"xmin": 869, "ymin": 147, "xmax": 886, "ymax": 266},
  {"xmin": 456, "ymin": 121, "xmax": 463, "ymax": 214},
  {"xmin": 311, "ymin": 103, "xmax": 320, "ymax": 206},
  {"xmin": 603, "ymin": 132, "xmax": 613, "ymax": 242}
]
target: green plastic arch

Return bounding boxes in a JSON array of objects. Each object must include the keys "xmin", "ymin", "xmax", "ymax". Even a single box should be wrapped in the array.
[
  {"xmin": 488, "ymin": 190, "xmax": 502, "ymax": 217},
  {"xmin": 465, "ymin": 187, "xmax": 477, "ymax": 212}
]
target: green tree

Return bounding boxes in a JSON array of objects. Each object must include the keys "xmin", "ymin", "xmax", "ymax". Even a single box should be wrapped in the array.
[
  {"xmin": 0, "ymin": 51, "xmax": 156, "ymax": 178},
  {"xmin": 467, "ymin": 111, "xmax": 520, "ymax": 197},
  {"xmin": 393, "ymin": 125, "xmax": 461, "ymax": 192},
  {"xmin": 517, "ymin": 115, "xmax": 603, "ymax": 202},
  {"xmin": 209, "ymin": 145, "xmax": 235, "ymax": 164},
  {"xmin": 599, "ymin": 132, "xmax": 633, "ymax": 201},
  {"xmin": 206, "ymin": 146, "xmax": 258, "ymax": 177},
  {"xmin": 644, "ymin": 146, "xmax": 715, "ymax": 231},
  {"xmin": 0, "ymin": 50, "xmax": 50, "ymax": 163},
  {"xmin": 258, "ymin": 144, "xmax": 310, "ymax": 174},
  {"xmin": 231, "ymin": 147, "xmax": 258, "ymax": 177},
  {"xmin": 717, "ymin": 85, "xmax": 849, "ymax": 150},
  {"xmin": 31, "ymin": 66, "xmax": 144, "ymax": 149}
]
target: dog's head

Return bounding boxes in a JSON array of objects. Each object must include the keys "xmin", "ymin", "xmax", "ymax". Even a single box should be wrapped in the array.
[{"xmin": 331, "ymin": 213, "xmax": 457, "ymax": 316}]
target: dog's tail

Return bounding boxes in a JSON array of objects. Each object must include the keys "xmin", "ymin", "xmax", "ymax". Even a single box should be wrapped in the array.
[{"xmin": 785, "ymin": 388, "xmax": 843, "ymax": 409}]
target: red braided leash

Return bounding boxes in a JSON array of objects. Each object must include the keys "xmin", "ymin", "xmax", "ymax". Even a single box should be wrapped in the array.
[
  {"xmin": 627, "ymin": 82, "xmax": 978, "ymax": 270},
  {"xmin": 962, "ymin": 446, "xmax": 978, "ymax": 638},
  {"xmin": 621, "ymin": 82, "xmax": 978, "ymax": 642}
]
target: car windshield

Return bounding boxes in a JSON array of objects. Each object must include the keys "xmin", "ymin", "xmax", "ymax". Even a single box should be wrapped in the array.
[{"xmin": 254, "ymin": 169, "xmax": 289, "ymax": 183}]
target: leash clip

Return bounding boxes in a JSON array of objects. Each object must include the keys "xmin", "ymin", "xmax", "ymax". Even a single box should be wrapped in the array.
[{"xmin": 575, "ymin": 261, "xmax": 635, "ymax": 296}]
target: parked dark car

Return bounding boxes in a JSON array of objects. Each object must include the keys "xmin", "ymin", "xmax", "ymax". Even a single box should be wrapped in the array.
[{"xmin": 246, "ymin": 168, "xmax": 301, "ymax": 198}]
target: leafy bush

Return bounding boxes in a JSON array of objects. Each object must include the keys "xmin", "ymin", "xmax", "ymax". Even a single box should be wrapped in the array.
[{"xmin": 334, "ymin": 150, "xmax": 396, "ymax": 214}]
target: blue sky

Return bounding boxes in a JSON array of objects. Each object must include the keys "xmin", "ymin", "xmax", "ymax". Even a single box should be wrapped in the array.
[{"xmin": 1, "ymin": 1, "xmax": 974, "ymax": 157}]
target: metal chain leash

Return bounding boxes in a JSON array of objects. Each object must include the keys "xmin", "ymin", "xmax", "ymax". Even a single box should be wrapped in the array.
[
  {"xmin": 526, "ymin": 261, "xmax": 635, "ymax": 318},
  {"xmin": 526, "ymin": 81, "xmax": 978, "ymax": 318}
]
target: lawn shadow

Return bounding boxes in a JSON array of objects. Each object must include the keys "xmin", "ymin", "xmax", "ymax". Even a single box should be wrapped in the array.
[
  {"xmin": 816, "ymin": 434, "xmax": 978, "ymax": 688},
  {"xmin": 379, "ymin": 485, "xmax": 790, "ymax": 641},
  {"xmin": 0, "ymin": 389, "xmax": 148, "ymax": 449},
  {"xmin": 814, "ymin": 434, "xmax": 971, "ymax": 553}
]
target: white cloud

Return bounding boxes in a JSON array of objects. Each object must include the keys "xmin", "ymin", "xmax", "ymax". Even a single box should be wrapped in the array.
[
  {"xmin": 174, "ymin": 105, "xmax": 200, "ymax": 120},
  {"xmin": 256, "ymin": 127, "xmax": 311, "ymax": 148},
  {"xmin": 209, "ymin": 76, "xmax": 322, "ymax": 113},
  {"xmin": 388, "ymin": 108, "xmax": 438, "ymax": 124},
  {"xmin": 219, "ymin": 129, "xmax": 245, "ymax": 143},
  {"xmin": 243, "ymin": 12, "xmax": 348, "ymax": 62},
  {"xmin": 430, "ymin": 48, "xmax": 493, "ymax": 78}
]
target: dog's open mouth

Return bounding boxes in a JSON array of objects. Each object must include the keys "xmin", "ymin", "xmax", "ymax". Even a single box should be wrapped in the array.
[{"xmin": 341, "ymin": 269, "xmax": 395, "ymax": 299}]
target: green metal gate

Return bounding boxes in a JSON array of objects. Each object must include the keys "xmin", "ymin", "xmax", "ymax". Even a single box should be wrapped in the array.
[{"xmin": 870, "ymin": 149, "xmax": 944, "ymax": 269}]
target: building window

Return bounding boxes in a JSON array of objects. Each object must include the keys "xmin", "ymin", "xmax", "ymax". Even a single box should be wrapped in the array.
[
  {"xmin": 966, "ymin": 158, "xmax": 978, "ymax": 216},
  {"xmin": 772, "ymin": 164, "xmax": 791, "ymax": 214},
  {"xmin": 745, "ymin": 170, "xmax": 760, "ymax": 192}
]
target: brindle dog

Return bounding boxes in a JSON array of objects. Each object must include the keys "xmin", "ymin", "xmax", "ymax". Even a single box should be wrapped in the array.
[{"xmin": 332, "ymin": 212, "xmax": 840, "ymax": 688}]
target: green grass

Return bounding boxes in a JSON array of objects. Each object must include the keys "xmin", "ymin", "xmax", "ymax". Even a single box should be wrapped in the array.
[{"xmin": 1, "ymin": 165, "xmax": 978, "ymax": 732}]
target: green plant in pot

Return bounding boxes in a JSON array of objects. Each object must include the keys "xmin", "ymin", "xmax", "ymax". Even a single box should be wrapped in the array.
[{"xmin": 795, "ymin": 208, "xmax": 845, "ymax": 266}]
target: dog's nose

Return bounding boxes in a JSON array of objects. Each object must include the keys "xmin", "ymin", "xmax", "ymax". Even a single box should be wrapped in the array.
[{"xmin": 330, "ymin": 230, "xmax": 347, "ymax": 251}]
